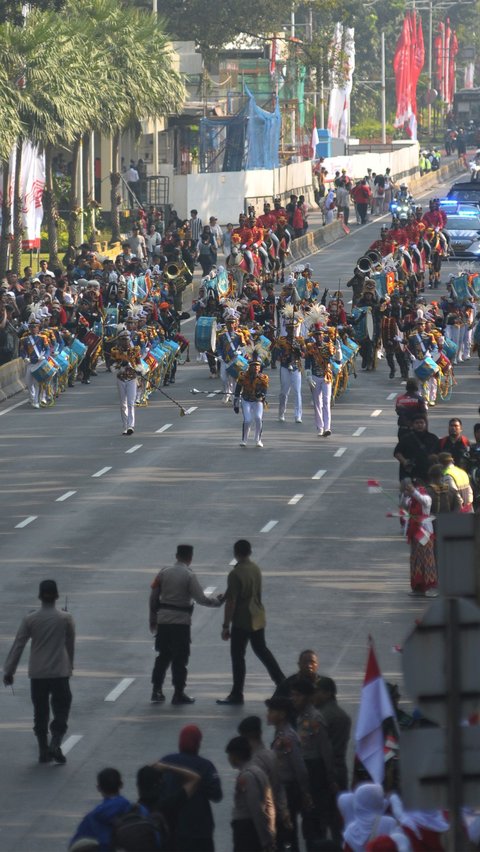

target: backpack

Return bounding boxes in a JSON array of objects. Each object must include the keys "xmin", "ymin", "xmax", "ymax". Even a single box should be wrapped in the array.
[{"xmin": 112, "ymin": 805, "xmax": 162, "ymax": 851}]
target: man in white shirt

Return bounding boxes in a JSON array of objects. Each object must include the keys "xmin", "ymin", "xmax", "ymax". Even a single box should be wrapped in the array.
[
  {"xmin": 125, "ymin": 164, "xmax": 140, "ymax": 205},
  {"xmin": 209, "ymin": 216, "xmax": 224, "ymax": 252},
  {"xmin": 145, "ymin": 224, "xmax": 162, "ymax": 264},
  {"xmin": 128, "ymin": 226, "xmax": 147, "ymax": 263}
]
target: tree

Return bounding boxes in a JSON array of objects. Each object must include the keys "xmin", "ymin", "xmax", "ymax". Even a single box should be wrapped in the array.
[{"xmin": 67, "ymin": 0, "xmax": 184, "ymax": 244}]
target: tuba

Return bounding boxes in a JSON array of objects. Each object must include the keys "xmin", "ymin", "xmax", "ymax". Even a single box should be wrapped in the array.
[
  {"xmin": 163, "ymin": 260, "xmax": 190, "ymax": 293},
  {"xmin": 356, "ymin": 255, "xmax": 373, "ymax": 275}
]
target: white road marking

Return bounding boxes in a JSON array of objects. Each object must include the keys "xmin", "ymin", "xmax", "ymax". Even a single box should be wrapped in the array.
[
  {"xmin": 0, "ymin": 399, "xmax": 28, "ymax": 417},
  {"xmin": 387, "ymin": 392, "xmax": 397, "ymax": 400},
  {"xmin": 125, "ymin": 444, "xmax": 142, "ymax": 454},
  {"xmin": 156, "ymin": 424, "xmax": 172, "ymax": 433},
  {"xmin": 312, "ymin": 469, "xmax": 326, "ymax": 480},
  {"xmin": 334, "ymin": 447, "xmax": 347, "ymax": 457},
  {"xmin": 56, "ymin": 491, "xmax": 77, "ymax": 503},
  {"xmin": 352, "ymin": 427, "xmax": 366, "ymax": 437},
  {"xmin": 15, "ymin": 515, "xmax": 37, "ymax": 529},
  {"xmin": 288, "ymin": 494, "xmax": 304, "ymax": 505},
  {"xmin": 185, "ymin": 406, "xmax": 197, "ymax": 414},
  {"xmin": 229, "ymin": 559, "xmax": 236, "ymax": 566},
  {"xmin": 260, "ymin": 520, "xmax": 278, "ymax": 533},
  {"xmin": 204, "ymin": 586, "xmax": 217, "ymax": 595},
  {"xmin": 207, "ymin": 393, "xmax": 216, "ymax": 398},
  {"xmin": 371, "ymin": 409, "xmax": 382, "ymax": 417},
  {"xmin": 92, "ymin": 466, "xmax": 112, "ymax": 478},
  {"xmin": 61, "ymin": 734, "xmax": 83, "ymax": 755},
  {"xmin": 104, "ymin": 678, "xmax": 135, "ymax": 702}
]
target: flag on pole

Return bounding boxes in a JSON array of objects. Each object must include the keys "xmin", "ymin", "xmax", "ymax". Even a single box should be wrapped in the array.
[
  {"xmin": 367, "ymin": 479, "xmax": 382, "ymax": 494},
  {"xmin": 311, "ymin": 116, "xmax": 319, "ymax": 158},
  {"xmin": 355, "ymin": 641, "xmax": 396, "ymax": 784}
]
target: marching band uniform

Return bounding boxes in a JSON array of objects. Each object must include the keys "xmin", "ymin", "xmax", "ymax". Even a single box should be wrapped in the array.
[
  {"xmin": 233, "ymin": 359, "xmax": 269, "ymax": 448},
  {"xmin": 110, "ymin": 330, "xmax": 141, "ymax": 434},
  {"xmin": 305, "ymin": 328, "xmax": 341, "ymax": 436},
  {"xmin": 407, "ymin": 319, "xmax": 438, "ymax": 406},
  {"xmin": 20, "ymin": 319, "xmax": 48, "ymax": 408},
  {"xmin": 381, "ymin": 307, "xmax": 409, "ymax": 380},
  {"xmin": 216, "ymin": 318, "xmax": 247, "ymax": 403},
  {"xmin": 274, "ymin": 325, "xmax": 305, "ymax": 423}
]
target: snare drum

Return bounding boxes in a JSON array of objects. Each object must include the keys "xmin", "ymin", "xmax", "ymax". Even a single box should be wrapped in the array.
[
  {"xmin": 145, "ymin": 352, "xmax": 158, "ymax": 372},
  {"xmin": 437, "ymin": 352, "xmax": 451, "ymax": 372},
  {"xmin": 31, "ymin": 358, "xmax": 57, "ymax": 383},
  {"xmin": 330, "ymin": 360, "xmax": 342, "ymax": 377},
  {"xmin": 136, "ymin": 359, "xmax": 149, "ymax": 378},
  {"xmin": 414, "ymin": 356, "xmax": 439, "ymax": 382},
  {"xmin": 83, "ymin": 331, "xmax": 101, "ymax": 358},
  {"xmin": 255, "ymin": 335, "xmax": 271, "ymax": 366},
  {"xmin": 162, "ymin": 340, "xmax": 180, "ymax": 359},
  {"xmin": 106, "ymin": 306, "xmax": 119, "ymax": 325},
  {"xmin": 442, "ymin": 337, "xmax": 458, "ymax": 360},
  {"xmin": 345, "ymin": 336, "xmax": 360, "ymax": 353},
  {"xmin": 195, "ymin": 317, "xmax": 217, "ymax": 352},
  {"xmin": 226, "ymin": 354, "xmax": 249, "ymax": 378}
]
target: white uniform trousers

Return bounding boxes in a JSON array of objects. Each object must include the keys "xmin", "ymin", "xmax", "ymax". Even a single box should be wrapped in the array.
[
  {"xmin": 461, "ymin": 327, "xmax": 472, "ymax": 360},
  {"xmin": 311, "ymin": 376, "xmax": 332, "ymax": 432},
  {"xmin": 117, "ymin": 376, "xmax": 137, "ymax": 430},
  {"xmin": 241, "ymin": 400, "xmax": 263, "ymax": 443},
  {"xmin": 279, "ymin": 367, "xmax": 302, "ymax": 420},
  {"xmin": 220, "ymin": 359, "xmax": 236, "ymax": 400},
  {"xmin": 26, "ymin": 363, "xmax": 40, "ymax": 405}
]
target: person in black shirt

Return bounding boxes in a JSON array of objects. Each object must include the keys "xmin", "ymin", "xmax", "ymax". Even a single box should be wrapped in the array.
[
  {"xmin": 394, "ymin": 414, "xmax": 440, "ymax": 481},
  {"xmin": 439, "ymin": 417, "xmax": 471, "ymax": 467}
]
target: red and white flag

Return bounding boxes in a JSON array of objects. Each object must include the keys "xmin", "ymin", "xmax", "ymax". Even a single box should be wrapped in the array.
[
  {"xmin": 367, "ymin": 479, "xmax": 382, "ymax": 494},
  {"xmin": 355, "ymin": 642, "xmax": 396, "ymax": 784}
]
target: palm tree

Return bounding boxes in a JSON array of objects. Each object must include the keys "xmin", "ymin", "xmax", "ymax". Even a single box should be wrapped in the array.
[{"xmin": 67, "ymin": 0, "xmax": 185, "ymax": 244}]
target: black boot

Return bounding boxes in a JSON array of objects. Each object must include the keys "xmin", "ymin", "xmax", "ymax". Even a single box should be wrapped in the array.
[
  {"xmin": 49, "ymin": 734, "xmax": 66, "ymax": 764},
  {"xmin": 37, "ymin": 735, "xmax": 52, "ymax": 763},
  {"xmin": 386, "ymin": 353, "xmax": 395, "ymax": 379}
]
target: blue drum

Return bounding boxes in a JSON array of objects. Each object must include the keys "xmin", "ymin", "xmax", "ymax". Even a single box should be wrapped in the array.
[
  {"xmin": 55, "ymin": 351, "xmax": 70, "ymax": 375},
  {"xmin": 93, "ymin": 320, "xmax": 103, "ymax": 337},
  {"xmin": 340, "ymin": 342, "xmax": 354, "ymax": 361},
  {"xmin": 352, "ymin": 307, "xmax": 374, "ymax": 341},
  {"xmin": 31, "ymin": 358, "xmax": 57, "ymax": 383},
  {"xmin": 71, "ymin": 338, "xmax": 87, "ymax": 362},
  {"xmin": 414, "ymin": 356, "xmax": 439, "ymax": 382},
  {"xmin": 136, "ymin": 359, "xmax": 149, "ymax": 378},
  {"xmin": 345, "ymin": 336, "xmax": 360, "ymax": 354},
  {"xmin": 227, "ymin": 354, "xmax": 249, "ymax": 379},
  {"xmin": 195, "ymin": 317, "xmax": 217, "ymax": 352},
  {"xmin": 150, "ymin": 345, "xmax": 168, "ymax": 365},
  {"xmin": 442, "ymin": 337, "xmax": 458, "ymax": 360},
  {"xmin": 106, "ymin": 306, "xmax": 119, "ymax": 325},
  {"xmin": 255, "ymin": 334, "xmax": 271, "ymax": 366},
  {"xmin": 162, "ymin": 340, "xmax": 180, "ymax": 359},
  {"xmin": 330, "ymin": 360, "xmax": 342, "ymax": 377}
]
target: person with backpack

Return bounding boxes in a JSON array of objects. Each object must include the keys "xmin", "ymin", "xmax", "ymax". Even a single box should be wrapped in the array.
[{"xmin": 69, "ymin": 768, "xmax": 145, "ymax": 851}]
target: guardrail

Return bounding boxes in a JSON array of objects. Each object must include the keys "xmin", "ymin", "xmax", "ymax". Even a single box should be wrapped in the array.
[{"xmin": 0, "ymin": 358, "xmax": 26, "ymax": 403}]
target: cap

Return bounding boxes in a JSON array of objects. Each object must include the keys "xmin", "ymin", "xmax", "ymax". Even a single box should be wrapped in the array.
[
  {"xmin": 265, "ymin": 696, "xmax": 293, "ymax": 714},
  {"xmin": 118, "ymin": 329, "xmax": 130, "ymax": 338},
  {"xmin": 290, "ymin": 678, "xmax": 315, "ymax": 696},
  {"xmin": 39, "ymin": 579, "xmax": 58, "ymax": 599},
  {"xmin": 315, "ymin": 675, "xmax": 337, "ymax": 696}
]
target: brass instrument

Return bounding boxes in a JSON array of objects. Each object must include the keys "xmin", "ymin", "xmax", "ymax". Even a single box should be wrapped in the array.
[{"xmin": 163, "ymin": 261, "xmax": 190, "ymax": 293}]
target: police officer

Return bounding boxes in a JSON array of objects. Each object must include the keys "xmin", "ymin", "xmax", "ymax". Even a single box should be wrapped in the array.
[
  {"xmin": 226, "ymin": 735, "xmax": 276, "ymax": 852},
  {"xmin": 3, "ymin": 579, "xmax": 75, "ymax": 764},
  {"xmin": 149, "ymin": 544, "xmax": 223, "ymax": 705},
  {"xmin": 290, "ymin": 680, "xmax": 334, "ymax": 849}
]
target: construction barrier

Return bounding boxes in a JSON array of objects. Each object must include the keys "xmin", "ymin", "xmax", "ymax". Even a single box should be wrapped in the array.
[{"xmin": 0, "ymin": 358, "xmax": 27, "ymax": 403}]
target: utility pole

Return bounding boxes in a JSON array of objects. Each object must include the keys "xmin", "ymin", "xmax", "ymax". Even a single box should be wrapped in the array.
[
  {"xmin": 381, "ymin": 31, "xmax": 386, "ymax": 144},
  {"xmin": 428, "ymin": 0, "xmax": 433, "ymax": 135},
  {"xmin": 152, "ymin": 0, "xmax": 159, "ymax": 177}
]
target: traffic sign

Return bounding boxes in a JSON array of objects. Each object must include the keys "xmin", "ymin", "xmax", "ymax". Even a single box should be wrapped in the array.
[
  {"xmin": 403, "ymin": 596, "xmax": 480, "ymax": 727},
  {"xmin": 400, "ymin": 727, "xmax": 480, "ymax": 810}
]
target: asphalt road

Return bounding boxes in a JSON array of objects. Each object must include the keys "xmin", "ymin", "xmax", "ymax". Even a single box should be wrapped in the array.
[{"xmin": 0, "ymin": 171, "xmax": 478, "ymax": 852}]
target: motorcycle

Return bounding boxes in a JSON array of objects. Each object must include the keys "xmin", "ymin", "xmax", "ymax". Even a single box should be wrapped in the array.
[
  {"xmin": 390, "ymin": 194, "xmax": 415, "ymax": 224},
  {"xmin": 469, "ymin": 158, "xmax": 480, "ymax": 182}
]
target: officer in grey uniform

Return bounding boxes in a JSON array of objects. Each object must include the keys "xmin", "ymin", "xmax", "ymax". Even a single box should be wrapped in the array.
[
  {"xmin": 226, "ymin": 735, "xmax": 276, "ymax": 852},
  {"xmin": 149, "ymin": 544, "xmax": 223, "ymax": 705},
  {"xmin": 3, "ymin": 579, "xmax": 75, "ymax": 764}
]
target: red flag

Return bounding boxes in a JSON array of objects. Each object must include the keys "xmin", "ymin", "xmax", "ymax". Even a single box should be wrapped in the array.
[
  {"xmin": 434, "ymin": 22, "xmax": 444, "ymax": 96},
  {"xmin": 448, "ymin": 30, "xmax": 458, "ymax": 107},
  {"xmin": 444, "ymin": 18, "xmax": 451, "ymax": 104},
  {"xmin": 355, "ymin": 642, "xmax": 396, "ymax": 784},
  {"xmin": 393, "ymin": 15, "xmax": 411, "ymax": 128}
]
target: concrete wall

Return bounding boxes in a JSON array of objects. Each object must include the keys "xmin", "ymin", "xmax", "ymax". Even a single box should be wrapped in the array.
[
  {"xmin": 323, "ymin": 143, "xmax": 420, "ymax": 183},
  {"xmin": 0, "ymin": 358, "xmax": 26, "ymax": 403}
]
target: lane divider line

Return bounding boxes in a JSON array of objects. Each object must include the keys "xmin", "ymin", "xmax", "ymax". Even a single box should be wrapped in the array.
[
  {"xmin": 15, "ymin": 515, "xmax": 37, "ymax": 529},
  {"xmin": 125, "ymin": 444, "xmax": 142, "ymax": 454},
  {"xmin": 56, "ymin": 491, "xmax": 77, "ymax": 503},
  {"xmin": 371, "ymin": 409, "xmax": 382, "ymax": 417},
  {"xmin": 387, "ymin": 392, "xmax": 397, "ymax": 400},
  {"xmin": 61, "ymin": 734, "xmax": 83, "ymax": 755},
  {"xmin": 312, "ymin": 469, "xmax": 326, "ymax": 480},
  {"xmin": 92, "ymin": 467, "xmax": 112, "ymax": 478},
  {"xmin": 334, "ymin": 448, "xmax": 347, "ymax": 458},
  {"xmin": 104, "ymin": 678, "xmax": 135, "ymax": 703},
  {"xmin": 156, "ymin": 424, "xmax": 172, "ymax": 433},
  {"xmin": 229, "ymin": 559, "xmax": 236, "ymax": 566},
  {"xmin": 185, "ymin": 406, "xmax": 197, "ymax": 415},
  {"xmin": 288, "ymin": 494, "xmax": 304, "ymax": 505},
  {"xmin": 204, "ymin": 586, "xmax": 217, "ymax": 595},
  {"xmin": 352, "ymin": 427, "xmax": 366, "ymax": 437},
  {"xmin": 207, "ymin": 393, "xmax": 216, "ymax": 398},
  {"xmin": 0, "ymin": 399, "xmax": 28, "ymax": 417},
  {"xmin": 260, "ymin": 520, "xmax": 278, "ymax": 533}
]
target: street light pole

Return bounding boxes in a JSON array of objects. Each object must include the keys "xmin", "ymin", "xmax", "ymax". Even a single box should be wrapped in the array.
[
  {"xmin": 381, "ymin": 31, "xmax": 386, "ymax": 144},
  {"xmin": 428, "ymin": 0, "xmax": 433, "ymax": 135},
  {"xmin": 152, "ymin": 0, "xmax": 159, "ymax": 176}
]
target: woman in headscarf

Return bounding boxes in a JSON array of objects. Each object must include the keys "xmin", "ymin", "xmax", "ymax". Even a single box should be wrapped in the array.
[{"xmin": 342, "ymin": 783, "xmax": 400, "ymax": 852}]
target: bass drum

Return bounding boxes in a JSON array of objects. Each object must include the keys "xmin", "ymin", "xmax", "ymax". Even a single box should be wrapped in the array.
[{"xmin": 195, "ymin": 316, "xmax": 217, "ymax": 352}]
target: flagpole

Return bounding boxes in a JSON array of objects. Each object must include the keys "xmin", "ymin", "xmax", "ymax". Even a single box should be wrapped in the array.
[{"xmin": 428, "ymin": 0, "xmax": 433, "ymax": 135}]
